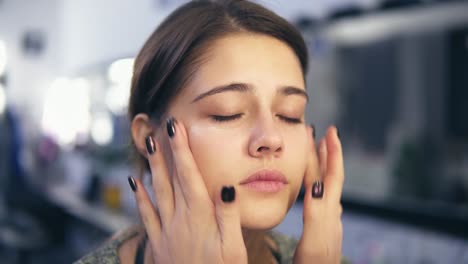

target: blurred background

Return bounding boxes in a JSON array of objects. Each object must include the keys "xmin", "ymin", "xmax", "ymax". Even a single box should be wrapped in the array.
[{"xmin": 0, "ymin": 0, "xmax": 467, "ymax": 263}]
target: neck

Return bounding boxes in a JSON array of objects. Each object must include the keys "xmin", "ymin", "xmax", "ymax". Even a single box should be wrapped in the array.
[
  {"xmin": 242, "ymin": 228, "xmax": 277, "ymax": 264},
  {"xmin": 143, "ymin": 229, "xmax": 278, "ymax": 264},
  {"xmin": 242, "ymin": 228, "xmax": 264, "ymax": 249}
]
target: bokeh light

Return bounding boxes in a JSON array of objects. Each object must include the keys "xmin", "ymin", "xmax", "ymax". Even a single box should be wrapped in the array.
[
  {"xmin": 106, "ymin": 58, "xmax": 134, "ymax": 115},
  {"xmin": 0, "ymin": 83, "xmax": 6, "ymax": 115},
  {"xmin": 0, "ymin": 40, "xmax": 6, "ymax": 76},
  {"xmin": 41, "ymin": 78, "xmax": 91, "ymax": 146},
  {"xmin": 91, "ymin": 112, "xmax": 113, "ymax": 146}
]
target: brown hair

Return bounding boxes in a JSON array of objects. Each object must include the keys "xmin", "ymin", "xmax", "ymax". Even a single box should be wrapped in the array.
[{"xmin": 128, "ymin": 0, "xmax": 308, "ymax": 176}]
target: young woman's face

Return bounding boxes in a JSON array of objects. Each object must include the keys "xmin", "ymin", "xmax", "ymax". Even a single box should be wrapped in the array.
[{"xmin": 161, "ymin": 33, "xmax": 309, "ymax": 229}]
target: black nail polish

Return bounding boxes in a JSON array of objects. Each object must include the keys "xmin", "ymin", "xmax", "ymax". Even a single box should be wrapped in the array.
[
  {"xmin": 166, "ymin": 117, "xmax": 176, "ymax": 138},
  {"xmin": 221, "ymin": 186, "xmax": 235, "ymax": 203},
  {"xmin": 128, "ymin": 176, "xmax": 137, "ymax": 192},
  {"xmin": 145, "ymin": 136, "xmax": 156, "ymax": 155},
  {"xmin": 312, "ymin": 181, "xmax": 324, "ymax": 199},
  {"xmin": 311, "ymin": 123, "xmax": 316, "ymax": 139}
]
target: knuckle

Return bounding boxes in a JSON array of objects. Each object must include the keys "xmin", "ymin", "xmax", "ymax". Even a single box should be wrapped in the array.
[
  {"xmin": 139, "ymin": 201, "xmax": 153, "ymax": 215},
  {"xmin": 175, "ymin": 165, "xmax": 190, "ymax": 181},
  {"xmin": 174, "ymin": 157, "xmax": 194, "ymax": 178},
  {"xmin": 192, "ymin": 185, "xmax": 208, "ymax": 200},
  {"xmin": 141, "ymin": 213, "xmax": 151, "ymax": 226},
  {"xmin": 153, "ymin": 183, "xmax": 168, "ymax": 198},
  {"xmin": 169, "ymin": 134, "xmax": 185, "ymax": 152}
]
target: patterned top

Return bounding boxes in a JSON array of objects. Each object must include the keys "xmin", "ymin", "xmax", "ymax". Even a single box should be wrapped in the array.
[{"xmin": 74, "ymin": 227, "xmax": 349, "ymax": 264}]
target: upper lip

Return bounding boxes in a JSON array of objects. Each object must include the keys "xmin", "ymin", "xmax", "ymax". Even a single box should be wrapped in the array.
[{"xmin": 239, "ymin": 169, "xmax": 288, "ymax": 184}]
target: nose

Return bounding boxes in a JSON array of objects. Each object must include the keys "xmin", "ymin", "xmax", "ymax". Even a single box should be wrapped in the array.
[{"xmin": 248, "ymin": 115, "xmax": 283, "ymax": 158}]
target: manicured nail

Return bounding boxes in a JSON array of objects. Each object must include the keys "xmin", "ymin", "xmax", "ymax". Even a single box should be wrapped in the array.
[
  {"xmin": 145, "ymin": 135, "xmax": 156, "ymax": 155},
  {"xmin": 166, "ymin": 117, "xmax": 176, "ymax": 138},
  {"xmin": 310, "ymin": 123, "xmax": 316, "ymax": 139},
  {"xmin": 221, "ymin": 186, "xmax": 235, "ymax": 203},
  {"xmin": 128, "ymin": 176, "xmax": 137, "ymax": 192},
  {"xmin": 312, "ymin": 180, "xmax": 324, "ymax": 199}
]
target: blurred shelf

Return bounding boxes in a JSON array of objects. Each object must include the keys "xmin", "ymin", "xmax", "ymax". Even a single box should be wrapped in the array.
[
  {"xmin": 45, "ymin": 185, "xmax": 133, "ymax": 235},
  {"xmin": 324, "ymin": 1, "xmax": 468, "ymax": 45},
  {"xmin": 342, "ymin": 194, "xmax": 468, "ymax": 239}
]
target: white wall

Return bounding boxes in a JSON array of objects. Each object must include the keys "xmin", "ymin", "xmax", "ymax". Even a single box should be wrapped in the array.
[
  {"xmin": 59, "ymin": 0, "xmax": 379, "ymax": 73},
  {"xmin": 0, "ymin": 0, "xmax": 61, "ymax": 100},
  {"xmin": 60, "ymin": 0, "xmax": 172, "ymax": 73},
  {"xmin": 0, "ymin": 0, "xmax": 176, "ymax": 130},
  {"xmin": 0, "ymin": 0, "xmax": 62, "ymax": 130}
]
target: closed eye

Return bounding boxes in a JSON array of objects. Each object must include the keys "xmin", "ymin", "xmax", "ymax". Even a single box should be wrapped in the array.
[
  {"xmin": 210, "ymin": 114, "xmax": 302, "ymax": 124},
  {"xmin": 278, "ymin": 115, "xmax": 302, "ymax": 124},
  {"xmin": 211, "ymin": 114, "xmax": 243, "ymax": 122}
]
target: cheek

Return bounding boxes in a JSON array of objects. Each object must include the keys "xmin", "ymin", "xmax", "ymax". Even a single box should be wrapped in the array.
[
  {"xmin": 185, "ymin": 122, "xmax": 309, "ymax": 201},
  {"xmin": 283, "ymin": 129, "xmax": 309, "ymax": 180},
  {"xmin": 187, "ymin": 124, "xmax": 243, "ymax": 199}
]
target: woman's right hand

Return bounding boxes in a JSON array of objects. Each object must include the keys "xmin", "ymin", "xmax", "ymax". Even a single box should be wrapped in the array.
[{"xmin": 128, "ymin": 117, "xmax": 247, "ymax": 264}]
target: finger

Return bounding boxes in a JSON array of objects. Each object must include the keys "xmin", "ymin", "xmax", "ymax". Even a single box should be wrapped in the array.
[
  {"xmin": 323, "ymin": 126, "xmax": 344, "ymax": 202},
  {"xmin": 215, "ymin": 186, "xmax": 246, "ymax": 262},
  {"xmin": 302, "ymin": 126, "xmax": 324, "ymax": 223},
  {"xmin": 145, "ymin": 135, "xmax": 174, "ymax": 226},
  {"xmin": 166, "ymin": 117, "xmax": 211, "ymax": 206},
  {"xmin": 302, "ymin": 177, "xmax": 326, "ymax": 230},
  {"xmin": 301, "ymin": 183, "xmax": 318, "ymax": 228},
  {"xmin": 128, "ymin": 176, "xmax": 161, "ymax": 243},
  {"xmin": 318, "ymin": 138, "xmax": 327, "ymax": 177},
  {"xmin": 303, "ymin": 125, "xmax": 321, "ymax": 188}
]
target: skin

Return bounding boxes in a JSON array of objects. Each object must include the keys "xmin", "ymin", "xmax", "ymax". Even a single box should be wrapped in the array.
[
  {"xmin": 126, "ymin": 33, "xmax": 344, "ymax": 263},
  {"xmin": 171, "ymin": 33, "xmax": 309, "ymax": 228}
]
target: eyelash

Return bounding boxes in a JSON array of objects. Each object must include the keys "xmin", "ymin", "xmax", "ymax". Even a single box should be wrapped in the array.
[
  {"xmin": 280, "ymin": 116, "xmax": 302, "ymax": 124},
  {"xmin": 211, "ymin": 114, "xmax": 302, "ymax": 124},
  {"xmin": 211, "ymin": 114, "xmax": 243, "ymax": 122}
]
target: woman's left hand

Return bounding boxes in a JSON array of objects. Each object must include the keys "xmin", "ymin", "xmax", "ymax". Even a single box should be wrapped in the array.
[{"xmin": 293, "ymin": 126, "xmax": 344, "ymax": 264}]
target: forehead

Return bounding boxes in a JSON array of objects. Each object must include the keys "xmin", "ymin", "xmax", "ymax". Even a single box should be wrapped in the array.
[{"xmin": 182, "ymin": 33, "xmax": 305, "ymax": 99}]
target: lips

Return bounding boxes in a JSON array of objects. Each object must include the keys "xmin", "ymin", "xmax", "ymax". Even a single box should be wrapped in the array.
[
  {"xmin": 239, "ymin": 169, "xmax": 288, "ymax": 193},
  {"xmin": 240, "ymin": 169, "xmax": 288, "ymax": 184}
]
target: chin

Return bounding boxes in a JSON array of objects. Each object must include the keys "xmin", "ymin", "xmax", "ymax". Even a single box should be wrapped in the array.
[{"xmin": 238, "ymin": 191, "xmax": 295, "ymax": 230}]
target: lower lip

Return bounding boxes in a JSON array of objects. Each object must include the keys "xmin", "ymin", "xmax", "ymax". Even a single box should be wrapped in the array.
[{"xmin": 241, "ymin": 181, "xmax": 286, "ymax": 193}]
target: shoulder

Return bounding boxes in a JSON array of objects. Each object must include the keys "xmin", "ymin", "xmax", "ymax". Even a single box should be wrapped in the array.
[
  {"xmin": 73, "ymin": 226, "xmax": 142, "ymax": 264},
  {"xmin": 267, "ymin": 231, "xmax": 351, "ymax": 264}
]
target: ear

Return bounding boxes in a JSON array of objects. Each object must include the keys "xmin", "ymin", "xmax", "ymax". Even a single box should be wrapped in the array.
[{"xmin": 131, "ymin": 113, "xmax": 154, "ymax": 158}]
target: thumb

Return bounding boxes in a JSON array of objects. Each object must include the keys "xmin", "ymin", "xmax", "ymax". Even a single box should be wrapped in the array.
[{"xmin": 215, "ymin": 186, "xmax": 247, "ymax": 262}]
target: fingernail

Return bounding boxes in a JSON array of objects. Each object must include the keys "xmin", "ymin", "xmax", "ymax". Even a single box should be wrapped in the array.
[
  {"xmin": 221, "ymin": 186, "xmax": 235, "ymax": 203},
  {"xmin": 312, "ymin": 180, "xmax": 324, "ymax": 199},
  {"xmin": 145, "ymin": 136, "xmax": 156, "ymax": 155},
  {"xmin": 336, "ymin": 127, "xmax": 340, "ymax": 139},
  {"xmin": 310, "ymin": 123, "xmax": 316, "ymax": 139},
  {"xmin": 166, "ymin": 117, "xmax": 176, "ymax": 138},
  {"xmin": 128, "ymin": 176, "xmax": 137, "ymax": 192}
]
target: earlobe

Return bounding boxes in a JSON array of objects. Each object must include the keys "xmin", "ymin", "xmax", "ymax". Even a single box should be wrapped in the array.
[{"xmin": 131, "ymin": 113, "xmax": 154, "ymax": 157}]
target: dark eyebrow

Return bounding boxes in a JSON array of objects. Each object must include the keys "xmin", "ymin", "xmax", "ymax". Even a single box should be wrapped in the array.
[
  {"xmin": 191, "ymin": 83, "xmax": 308, "ymax": 103},
  {"xmin": 279, "ymin": 86, "xmax": 309, "ymax": 102},
  {"xmin": 191, "ymin": 83, "xmax": 250, "ymax": 103}
]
